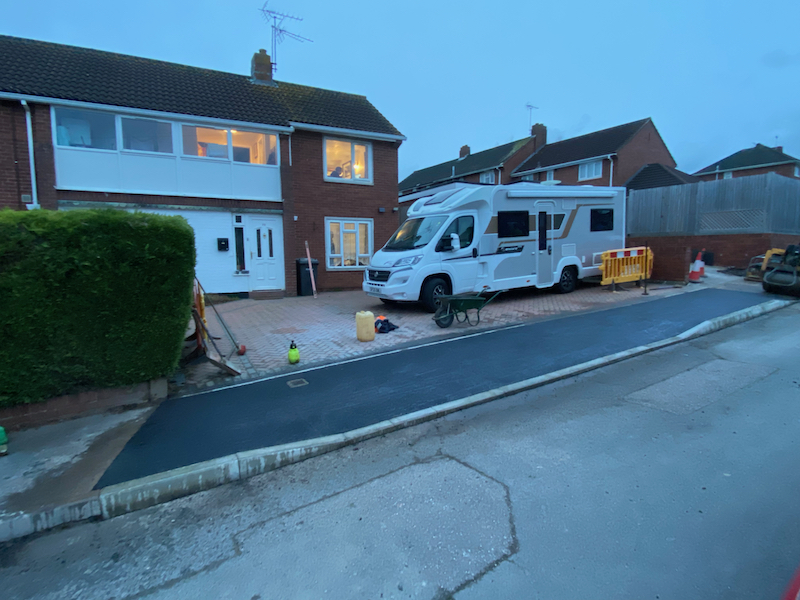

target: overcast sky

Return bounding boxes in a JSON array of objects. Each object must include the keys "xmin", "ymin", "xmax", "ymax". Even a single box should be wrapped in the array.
[{"xmin": 4, "ymin": 0, "xmax": 799, "ymax": 181}]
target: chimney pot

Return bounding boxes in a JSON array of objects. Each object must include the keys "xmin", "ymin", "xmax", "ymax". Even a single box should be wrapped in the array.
[
  {"xmin": 251, "ymin": 50, "xmax": 274, "ymax": 85},
  {"xmin": 775, "ymin": 145, "xmax": 783, "ymax": 152},
  {"xmin": 459, "ymin": 145, "xmax": 470, "ymax": 158}
]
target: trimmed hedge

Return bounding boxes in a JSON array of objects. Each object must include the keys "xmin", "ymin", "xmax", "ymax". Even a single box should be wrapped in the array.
[{"xmin": 0, "ymin": 209, "xmax": 195, "ymax": 406}]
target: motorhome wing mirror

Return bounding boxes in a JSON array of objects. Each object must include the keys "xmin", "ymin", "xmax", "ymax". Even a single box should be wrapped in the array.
[{"xmin": 449, "ymin": 233, "xmax": 461, "ymax": 251}]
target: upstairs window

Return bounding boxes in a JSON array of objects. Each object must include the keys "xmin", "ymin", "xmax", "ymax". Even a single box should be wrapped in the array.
[
  {"xmin": 55, "ymin": 108, "xmax": 116, "ymax": 150},
  {"xmin": 545, "ymin": 169, "xmax": 554, "ymax": 181},
  {"xmin": 480, "ymin": 171, "xmax": 495, "ymax": 184},
  {"xmin": 324, "ymin": 138, "xmax": 372, "ymax": 183},
  {"xmin": 232, "ymin": 130, "xmax": 278, "ymax": 165},
  {"xmin": 183, "ymin": 125, "xmax": 229, "ymax": 159},
  {"xmin": 122, "ymin": 117, "xmax": 173, "ymax": 153},
  {"xmin": 795, "ymin": 165, "xmax": 800, "ymax": 178},
  {"xmin": 723, "ymin": 171, "xmax": 732, "ymax": 180},
  {"xmin": 578, "ymin": 160, "xmax": 603, "ymax": 181}
]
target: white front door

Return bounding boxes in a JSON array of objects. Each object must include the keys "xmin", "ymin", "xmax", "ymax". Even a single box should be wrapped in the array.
[
  {"xmin": 536, "ymin": 202, "xmax": 555, "ymax": 286},
  {"xmin": 248, "ymin": 215, "xmax": 284, "ymax": 291}
]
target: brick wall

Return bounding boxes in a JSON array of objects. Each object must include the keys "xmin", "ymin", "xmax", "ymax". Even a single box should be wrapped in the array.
[
  {"xmin": 696, "ymin": 163, "xmax": 798, "ymax": 182},
  {"xmin": 0, "ymin": 100, "xmax": 33, "ymax": 210},
  {"xmin": 500, "ymin": 138, "xmax": 537, "ymax": 183},
  {"xmin": 614, "ymin": 120, "xmax": 676, "ymax": 185},
  {"xmin": 628, "ymin": 233, "xmax": 800, "ymax": 281},
  {"xmin": 283, "ymin": 130, "xmax": 400, "ymax": 293}
]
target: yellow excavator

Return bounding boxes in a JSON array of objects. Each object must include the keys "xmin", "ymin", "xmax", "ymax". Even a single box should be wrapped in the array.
[
  {"xmin": 745, "ymin": 248, "xmax": 785, "ymax": 281},
  {"xmin": 762, "ymin": 244, "xmax": 800, "ymax": 296}
]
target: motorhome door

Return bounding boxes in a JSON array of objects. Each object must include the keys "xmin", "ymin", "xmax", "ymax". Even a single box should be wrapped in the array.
[
  {"xmin": 535, "ymin": 202, "xmax": 555, "ymax": 286},
  {"xmin": 437, "ymin": 214, "xmax": 479, "ymax": 294}
]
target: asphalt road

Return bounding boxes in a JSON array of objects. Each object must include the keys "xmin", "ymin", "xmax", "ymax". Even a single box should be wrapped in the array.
[
  {"xmin": 97, "ymin": 288, "xmax": 766, "ymax": 486},
  {"xmin": 3, "ymin": 300, "xmax": 798, "ymax": 600}
]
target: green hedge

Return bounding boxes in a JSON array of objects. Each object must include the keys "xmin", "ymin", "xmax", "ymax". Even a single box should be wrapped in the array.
[{"xmin": 0, "ymin": 209, "xmax": 196, "ymax": 406}]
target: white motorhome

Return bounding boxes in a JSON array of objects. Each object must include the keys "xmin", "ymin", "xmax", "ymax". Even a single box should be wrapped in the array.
[{"xmin": 363, "ymin": 182, "xmax": 626, "ymax": 311}]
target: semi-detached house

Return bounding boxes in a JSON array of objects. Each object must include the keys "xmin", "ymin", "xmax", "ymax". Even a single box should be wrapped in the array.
[{"xmin": 0, "ymin": 35, "xmax": 404, "ymax": 296}]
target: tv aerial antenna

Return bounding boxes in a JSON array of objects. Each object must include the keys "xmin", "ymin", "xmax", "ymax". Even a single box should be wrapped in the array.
[
  {"xmin": 260, "ymin": 2, "xmax": 313, "ymax": 74},
  {"xmin": 526, "ymin": 103, "xmax": 539, "ymax": 129}
]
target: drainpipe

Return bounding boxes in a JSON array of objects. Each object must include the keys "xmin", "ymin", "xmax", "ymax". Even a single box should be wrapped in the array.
[
  {"xmin": 20, "ymin": 100, "xmax": 39, "ymax": 209},
  {"xmin": 608, "ymin": 156, "xmax": 614, "ymax": 187}
]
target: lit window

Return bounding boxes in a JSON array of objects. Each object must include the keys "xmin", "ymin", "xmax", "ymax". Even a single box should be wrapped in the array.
[
  {"xmin": 183, "ymin": 125, "xmax": 229, "ymax": 159},
  {"xmin": 545, "ymin": 170, "xmax": 554, "ymax": 181},
  {"xmin": 122, "ymin": 117, "xmax": 173, "ymax": 153},
  {"xmin": 232, "ymin": 130, "xmax": 278, "ymax": 165},
  {"xmin": 578, "ymin": 160, "xmax": 603, "ymax": 181},
  {"xmin": 480, "ymin": 171, "xmax": 495, "ymax": 184},
  {"xmin": 324, "ymin": 139, "xmax": 372, "ymax": 183},
  {"xmin": 326, "ymin": 218, "xmax": 372, "ymax": 268},
  {"xmin": 54, "ymin": 108, "xmax": 116, "ymax": 150},
  {"xmin": 723, "ymin": 171, "xmax": 732, "ymax": 179}
]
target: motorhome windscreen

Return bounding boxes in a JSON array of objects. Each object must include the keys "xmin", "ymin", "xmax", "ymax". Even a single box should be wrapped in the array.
[{"xmin": 384, "ymin": 216, "xmax": 448, "ymax": 251}]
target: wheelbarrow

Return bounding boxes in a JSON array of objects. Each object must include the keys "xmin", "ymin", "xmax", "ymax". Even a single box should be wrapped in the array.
[{"xmin": 432, "ymin": 290, "xmax": 504, "ymax": 328}]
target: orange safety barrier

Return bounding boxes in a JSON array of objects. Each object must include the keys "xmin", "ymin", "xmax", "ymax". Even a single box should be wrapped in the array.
[{"xmin": 599, "ymin": 246, "xmax": 653, "ymax": 286}]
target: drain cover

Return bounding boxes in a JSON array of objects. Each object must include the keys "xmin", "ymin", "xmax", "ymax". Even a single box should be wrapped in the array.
[{"xmin": 287, "ymin": 378, "xmax": 309, "ymax": 388}]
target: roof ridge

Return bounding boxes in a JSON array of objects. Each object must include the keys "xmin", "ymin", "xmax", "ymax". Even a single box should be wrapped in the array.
[
  {"xmin": 544, "ymin": 117, "xmax": 650, "ymax": 148},
  {"xmin": 0, "ymin": 34, "xmax": 371, "ymax": 100}
]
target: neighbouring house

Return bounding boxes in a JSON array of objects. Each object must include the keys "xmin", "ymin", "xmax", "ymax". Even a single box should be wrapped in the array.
[
  {"xmin": 693, "ymin": 144, "xmax": 800, "ymax": 182},
  {"xmin": 0, "ymin": 35, "xmax": 404, "ymax": 296},
  {"xmin": 510, "ymin": 118, "xmax": 676, "ymax": 188},
  {"xmin": 625, "ymin": 163, "xmax": 700, "ymax": 191},
  {"xmin": 396, "ymin": 125, "xmax": 543, "ymax": 218}
]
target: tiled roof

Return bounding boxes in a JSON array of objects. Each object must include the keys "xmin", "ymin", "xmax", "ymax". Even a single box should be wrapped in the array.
[
  {"xmin": 694, "ymin": 143, "xmax": 799, "ymax": 175},
  {"xmin": 0, "ymin": 35, "xmax": 402, "ymax": 137},
  {"xmin": 625, "ymin": 163, "xmax": 700, "ymax": 190},
  {"xmin": 399, "ymin": 137, "xmax": 532, "ymax": 193},
  {"xmin": 512, "ymin": 118, "xmax": 651, "ymax": 174}
]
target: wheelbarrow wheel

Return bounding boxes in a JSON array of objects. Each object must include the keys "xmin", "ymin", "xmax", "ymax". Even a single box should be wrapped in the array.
[{"xmin": 434, "ymin": 305, "xmax": 454, "ymax": 328}]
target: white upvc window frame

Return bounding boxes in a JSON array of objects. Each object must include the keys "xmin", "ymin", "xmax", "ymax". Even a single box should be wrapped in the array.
[
  {"xmin": 545, "ymin": 169, "xmax": 554, "ymax": 181},
  {"xmin": 793, "ymin": 165, "xmax": 799, "ymax": 178},
  {"xmin": 323, "ymin": 137, "xmax": 374, "ymax": 185},
  {"xmin": 479, "ymin": 171, "xmax": 495, "ymax": 184},
  {"xmin": 325, "ymin": 217, "xmax": 374, "ymax": 270},
  {"xmin": 51, "ymin": 106, "xmax": 280, "ymax": 167},
  {"xmin": 578, "ymin": 160, "xmax": 603, "ymax": 181},
  {"xmin": 723, "ymin": 171, "xmax": 733, "ymax": 180}
]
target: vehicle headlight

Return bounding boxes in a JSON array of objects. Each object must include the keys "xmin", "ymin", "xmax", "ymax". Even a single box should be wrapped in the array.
[{"xmin": 392, "ymin": 255, "xmax": 423, "ymax": 267}]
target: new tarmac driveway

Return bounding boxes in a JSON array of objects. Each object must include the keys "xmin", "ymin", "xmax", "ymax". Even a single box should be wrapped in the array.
[{"xmin": 98, "ymin": 288, "xmax": 767, "ymax": 487}]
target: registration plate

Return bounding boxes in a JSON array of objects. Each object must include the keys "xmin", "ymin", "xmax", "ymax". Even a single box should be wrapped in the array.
[{"xmin": 368, "ymin": 286, "xmax": 381, "ymax": 294}]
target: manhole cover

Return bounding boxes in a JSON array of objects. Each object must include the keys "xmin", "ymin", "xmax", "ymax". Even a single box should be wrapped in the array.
[{"xmin": 287, "ymin": 378, "xmax": 309, "ymax": 388}]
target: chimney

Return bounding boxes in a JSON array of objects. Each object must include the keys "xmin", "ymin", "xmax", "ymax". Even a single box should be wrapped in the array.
[
  {"xmin": 531, "ymin": 123, "xmax": 547, "ymax": 152},
  {"xmin": 459, "ymin": 145, "xmax": 470, "ymax": 159},
  {"xmin": 251, "ymin": 49, "xmax": 274, "ymax": 85},
  {"xmin": 774, "ymin": 145, "xmax": 783, "ymax": 153}
]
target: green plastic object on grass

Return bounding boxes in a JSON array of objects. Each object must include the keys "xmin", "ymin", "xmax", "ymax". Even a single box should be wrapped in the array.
[{"xmin": 0, "ymin": 426, "xmax": 7, "ymax": 455}]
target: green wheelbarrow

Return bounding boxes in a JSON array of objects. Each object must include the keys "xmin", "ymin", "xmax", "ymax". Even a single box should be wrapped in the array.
[{"xmin": 432, "ymin": 290, "xmax": 504, "ymax": 328}]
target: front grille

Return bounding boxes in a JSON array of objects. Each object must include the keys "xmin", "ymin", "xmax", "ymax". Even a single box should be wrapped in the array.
[{"xmin": 368, "ymin": 269, "xmax": 390, "ymax": 282}]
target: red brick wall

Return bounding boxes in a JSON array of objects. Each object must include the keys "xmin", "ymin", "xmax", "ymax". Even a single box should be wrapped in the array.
[
  {"xmin": 628, "ymin": 233, "xmax": 800, "ymax": 280},
  {"xmin": 0, "ymin": 100, "xmax": 33, "ymax": 210},
  {"xmin": 500, "ymin": 138, "xmax": 537, "ymax": 184},
  {"xmin": 283, "ymin": 130, "xmax": 400, "ymax": 293},
  {"xmin": 614, "ymin": 120, "xmax": 676, "ymax": 185},
  {"xmin": 696, "ymin": 163, "xmax": 798, "ymax": 182}
]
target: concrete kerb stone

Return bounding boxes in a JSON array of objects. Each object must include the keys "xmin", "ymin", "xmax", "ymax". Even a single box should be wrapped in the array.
[{"xmin": 1, "ymin": 298, "xmax": 795, "ymax": 542}]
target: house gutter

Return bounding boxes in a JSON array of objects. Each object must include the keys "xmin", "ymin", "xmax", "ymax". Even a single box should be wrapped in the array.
[
  {"xmin": 20, "ymin": 100, "xmax": 39, "ymax": 210},
  {"xmin": 698, "ymin": 160, "xmax": 798, "ymax": 178},
  {"xmin": 288, "ymin": 121, "xmax": 406, "ymax": 142}
]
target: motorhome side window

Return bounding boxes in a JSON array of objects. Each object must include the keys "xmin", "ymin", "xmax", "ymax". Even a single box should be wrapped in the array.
[
  {"xmin": 436, "ymin": 216, "xmax": 474, "ymax": 251},
  {"xmin": 590, "ymin": 209, "xmax": 614, "ymax": 232},
  {"xmin": 497, "ymin": 211, "xmax": 529, "ymax": 238}
]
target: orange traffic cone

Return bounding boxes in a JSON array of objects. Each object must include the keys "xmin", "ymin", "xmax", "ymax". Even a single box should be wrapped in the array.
[
  {"xmin": 689, "ymin": 256, "xmax": 702, "ymax": 283},
  {"xmin": 696, "ymin": 250, "xmax": 706, "ymax": 277}
]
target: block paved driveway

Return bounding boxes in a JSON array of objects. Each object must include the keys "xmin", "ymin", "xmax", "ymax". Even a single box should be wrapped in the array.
[{"xmin": 180, "ymin": 280, "xmax": 692, "ymax": 393}]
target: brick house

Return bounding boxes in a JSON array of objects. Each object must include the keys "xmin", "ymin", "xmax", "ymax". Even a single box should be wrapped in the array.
[
  {"xmin": 0, "ymin": 35, "xmax": 404, "ymax": 296},
  {"xmin": 693, "ymin": 144, "xmax": 800, "ymax": 182},
  {"xmin": 511, "ymin": 118, "xmax": 676, "ymax": 187}
]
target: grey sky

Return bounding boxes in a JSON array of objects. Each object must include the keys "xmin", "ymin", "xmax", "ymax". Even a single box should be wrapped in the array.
[{"xmin": 4, "ymin": 0, "xmax": 799, "ymax": 180}]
